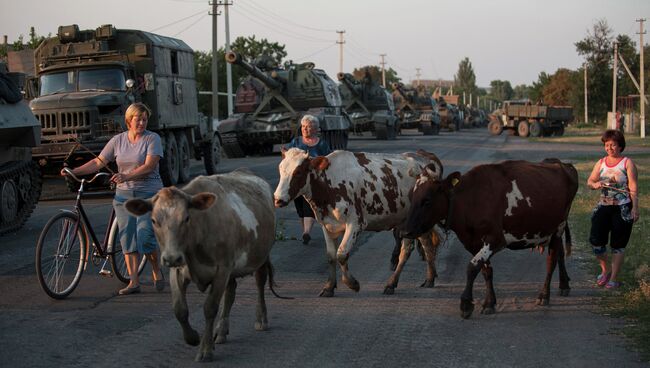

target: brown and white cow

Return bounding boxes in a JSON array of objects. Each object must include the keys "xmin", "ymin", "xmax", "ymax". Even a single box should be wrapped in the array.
[
  {"xmin": 274, "ymin": 148, "xmax": 443, "ymax": 296},
  {"xmin": 403, "ymin": 159, "xmax": 578, "ymax": 319},
  {"xmin": 125, "ymin": 169, "xmax": 278, "ymax": 362}
]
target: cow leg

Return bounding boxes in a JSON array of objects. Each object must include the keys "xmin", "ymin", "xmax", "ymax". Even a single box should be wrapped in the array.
[
  {"xmin": 254, "ymin": 263, "xmax": 269, "ymax": 331},
  {"xmin": 419, "ymin": 229, "xmax": 440, "ymax": 288},
  {"xmin": 461, "ymin": 261, "xmax": 482, "ymax": 319},
  {"xmin": 320, "ymin": 228, "xmax": 341, "ymax": 297},
  {"xmin": 480, "ymin": 262, "xmax": 496, "ymax": 314},
  {"xmin": 214, "ymin": 277, "xmax": 236, "ymax": 344},
  {"xmin": 389, "ymin": 228, "xmax": 402, "ymax": 271},
  {"xmin": 196, "ymin": 271, "xmax": 230, "ymax": 362},
  {"xmin": 384, "ymin": 238, "xmax": 414, "ymax": 294},
  {"xmin": 556, "ymin": 239, "xmax": 571, "ymax": 296},
  {"xmin": 170, "ymin": 267, "xmax": 200, "ymax": 346},
  {"xmin": 337, "ymin": 225, "xmax": 361, "ymax": 292},
  {"xmin": 538, "ymin": 236, "xmax": 562, "ymax": 306}
]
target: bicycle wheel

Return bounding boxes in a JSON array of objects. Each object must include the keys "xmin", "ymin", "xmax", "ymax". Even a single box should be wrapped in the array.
[
  {"xmin": 35, "ymin": 212, "xmax": 87, "ymax": 299},
  {"xmin": 107, "ymin": 219, "xmax": 148, "ymax": 284}
]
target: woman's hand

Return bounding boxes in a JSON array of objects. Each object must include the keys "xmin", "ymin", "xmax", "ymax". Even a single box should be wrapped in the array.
[
  {"xmin": 111, "ymin": 173, "xmax": 128, "ymax": 184},
  {"xmin": 632, "ymin": 208, "xmax": 640, "ymax": 223},
  {"xmin": 589, "ymin": 181, "xmax": 603, "ymax": 190}
]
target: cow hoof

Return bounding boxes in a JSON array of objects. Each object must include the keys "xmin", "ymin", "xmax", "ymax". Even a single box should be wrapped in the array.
[
  {"xmin": 481, "ymin": 306, "xmax": 496, "ymax": 315},
  {"xmin": 195, "ymin": 350, "xmax": 214, "ymax": 362},
  {"xmin": 559, "ymin": 288, "xmax": 571, "ymax": 297},
  {"xmin": 536, "ymin": 297, "xmax": 550, "ymax": 306},
  {"xmin": 420, "ymin": 279, "xmax": 435, "ymax": 288},
  {"xmin": 460, "ymin": 300, "xmax": 474, "ymax": 319},
  {"xmin": 383, "ymin": 286, "xmax": 395, "ymax": 295},
  {"xmin": 319, "ymin": 288, "xmax": 335, "ymax": 297},
  {"xmin": 184, "ymin": 329, "xmax": 201, "ymax": 346},
  {"xmin": 460, "ymin": 309, "xmax": 474, "ymax": 319},
  {"xmin": 343, "ymin": 278, "xmax": 360, "ymax": 292},
  {"xmin": 215, "ymin": 334, "xmax": 227, "ymax": 344},
  {"xmin": 255, "ymin": 321, "xmax": 268, "ymax": 331}
]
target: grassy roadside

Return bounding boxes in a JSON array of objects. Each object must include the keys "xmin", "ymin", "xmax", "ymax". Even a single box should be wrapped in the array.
[{"xmin": 566, "ymin": 138, "xmax": 650, "ymax": 361}]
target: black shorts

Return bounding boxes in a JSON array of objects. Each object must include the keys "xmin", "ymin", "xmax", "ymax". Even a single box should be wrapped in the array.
[
  {"xmin": 294, "ymin": 196, "xmax": 315, "ymax": 218},
  {"xmin": 589, "ymin": 203, "xmax": 634, "ymax": 254}
]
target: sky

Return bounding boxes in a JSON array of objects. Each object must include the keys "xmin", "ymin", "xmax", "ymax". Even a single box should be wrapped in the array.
[{"xmin": 1, "ymin": 0, "xmax": 648, "ymax": 88}]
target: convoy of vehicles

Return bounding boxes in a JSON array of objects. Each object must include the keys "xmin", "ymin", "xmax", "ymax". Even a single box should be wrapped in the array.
[{"xmin": 391, "ymin": 83, "xmax": 440, "ymax": 135}]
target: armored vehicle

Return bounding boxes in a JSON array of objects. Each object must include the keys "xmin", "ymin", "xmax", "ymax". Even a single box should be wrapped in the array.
[
  {"xmin": 30, "ymin": 24, "xmax": 221, "ymax": 187},
  {"xmin": 488, "ymin": 100, "xmax": 573, "ymax": 137},
  {"xmin": 337, "ymin": 71, "xmax": 398, "ymax": 140},
  {"xmin": 0, "ymin": 63, "xmax": 42, "ymax": 235},
  {"xmin": 435, "ymin": 96, "xmax": 462, "ymax": 131},
  {"xmin": 218, "ymin": 52, "xmax": 351, "ymax": 157},
  {"xmin": 391, "ymin": 83, "xmax": 439, "ymax": 135}
]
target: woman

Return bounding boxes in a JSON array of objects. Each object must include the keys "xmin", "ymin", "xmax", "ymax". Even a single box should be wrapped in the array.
[
  {"xmin": 587, "ymin": 129, "xmax": 639, "ymax": 289},
  {"xmin": 61, "ymin": 103, "xmax": 164, "ymax": 295},
  {"xmin": 285, "ymin": 115, "xmax": 332, "ymax": 244}
]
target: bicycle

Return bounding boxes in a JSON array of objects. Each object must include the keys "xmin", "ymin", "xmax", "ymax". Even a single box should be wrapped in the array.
[{"xmin": 35, "ymin": 168, "xmax": 146, "ymax": 299}]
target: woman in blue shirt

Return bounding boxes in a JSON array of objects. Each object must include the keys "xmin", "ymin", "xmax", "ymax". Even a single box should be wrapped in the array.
[{"xmin": 284, "ymin": 115, "xmax": 332, "ymax": 244}]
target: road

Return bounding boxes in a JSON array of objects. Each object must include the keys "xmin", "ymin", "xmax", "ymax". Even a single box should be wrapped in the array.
[{"xmin": 1, "ymin": 129, "xmax": 648, "ymax": 367}]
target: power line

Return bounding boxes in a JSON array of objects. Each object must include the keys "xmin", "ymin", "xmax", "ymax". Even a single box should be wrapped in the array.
[
  {"xmin": 245, "ymin": 0, "xmax": 337, "ymax": 33},
  {"xmin": 231, "ymin": 6, "xmax": 333, "ymax": 43},
  {"xmin": 294, "ymin": 42, "xmax": 337, "ymax": 62},
  {"xmin": 149, "ymin": 8, "xmax": 207, "ymax": 33},
  {"xmin": 173, "ymin": 13, "xmax": 209, "ymax": 36}
]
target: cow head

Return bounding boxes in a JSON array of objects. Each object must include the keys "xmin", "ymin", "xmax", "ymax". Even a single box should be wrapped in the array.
[
  {"xmin": 125, "ymin": 187, "xmax": 216, "ymax": 267},
  {"xmin": 274, "ymin": 148, "xmax": 329, "ymax": 207},
  {"xmin": 403, "ymin": 171, "xmax": 461, "ymax": 238}
]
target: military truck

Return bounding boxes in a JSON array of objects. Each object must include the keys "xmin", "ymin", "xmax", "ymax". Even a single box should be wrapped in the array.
[
  {"xmin": 337, "ymin": 71, "xmax": 399, "ymax": 140},
  {"xmin": 488, "ymin": 100, "xmax": 573, "ymax": 137},
  {"xmin": 218, "ymin": 52, "xmax": 351, "ymax": 158},
  {"xmin": 29, "ymin": 24, "xmax": 221, "ymax": 187},
  {"xmin": 0, "ymin": 62, "xmax": 42, "ymax": 235},
  {"xmin": 391, "ymin": 83, "xmax": 440, "ymax": 135}
]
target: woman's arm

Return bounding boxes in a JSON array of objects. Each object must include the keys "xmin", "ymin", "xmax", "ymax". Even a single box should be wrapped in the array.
[
  {"xmin": 587, "ymin": 160, "xmax": 603, "ymax": 190},
  {"xmin": 61, "ymin": 156, "xmax": 109, "ymax": 177},
  {"xmin": 627, "ymin": 159, "xmax": 639, "ymax": 222},
  {"xmin": 111, "ymin": 155, "xmax": 160, "ymax": 184}
]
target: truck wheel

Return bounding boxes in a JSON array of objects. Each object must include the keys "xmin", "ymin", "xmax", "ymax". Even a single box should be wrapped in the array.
[
  {"xmin": 421, "ymin": 123, "xmax": 434, "ymax": 136},
  {"xmin": 555, "ymin": 126, "xmax": 565, "ymax": 136},
  {"xmin": 202, "ymin": 134, "xmax": 221, "ymax": 175},
  {"xmin": 488, "ymin": 121, "xmax": 503, "ymax": 135},
  {"xmin": 517, "ymin": 121, "xmax": 530, "ymax": 137},
  {"xmin": 529, "ymin": 122, "xmax": 542, "ymax": 137},
  {"xmin": 160, "ymin": 133, "xmax": 179, "ymax": 186},
  {"xmin": 176, "ymin": 131, "xmax": 191, "ymax": 183},
  {"xmin": 375, "ymin": 124, "xmax": 388, "ymax": 140}
]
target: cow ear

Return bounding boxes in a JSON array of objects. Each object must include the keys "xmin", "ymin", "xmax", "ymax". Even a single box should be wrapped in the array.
[
  {"xmin": 125, "ymin": 198, "xmax": 153, "ymax": 216},
  {"xmin": 444, "ymin": 172, "xmax": 461, "ymax": 190},
  {"xmin": 190, "ymin": 192, "xmax": 217, "ymax": 210},
  {"xmin": 310, "ymin": 156, "xmax": 330, "ymax": 171},
  {"xmin": 281, "ymin": 146, "xmax": 287, "ymax": 159},
  {"xmin": 424, "ymin": 163, "xmax": 441, "ymax": 179}
]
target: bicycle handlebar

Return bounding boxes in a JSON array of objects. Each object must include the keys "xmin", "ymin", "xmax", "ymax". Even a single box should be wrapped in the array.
[{"xmin": 62, "ymin": 167, "xmax": 111, "ymax": 184}]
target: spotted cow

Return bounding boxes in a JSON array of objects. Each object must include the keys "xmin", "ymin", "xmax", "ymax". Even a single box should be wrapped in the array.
[
  {"xmin": 403, "ymin": 159, "xmax": 578, "ymax": 319},
  {"xmin": 125, "ymin": 169, "xmax": 279, "ymax": 362},
  {"xmin": 274, "ymin": 148, "xmax": 443, "ymax": 296}
]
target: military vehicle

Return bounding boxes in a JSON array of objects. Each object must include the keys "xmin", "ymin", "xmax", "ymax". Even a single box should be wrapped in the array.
[
  {"xmin": 391, "ymin": 83, "xmax": 439, "ymax": 135},
  {"xmin": 435, "ymin": 96, "xmax": 462, "ymax": 131},
  {"xmin": 29, "ymin": 24, "xmax": 221, "ymax": 187},
  {"xmin": 337, "ymin": 71, "xmax": 398, "ymax": 140},
  {"xmin": 0, "ymin": 62, "xmax": 42, "ymax": 235},
  {"xmin": 488, "ymin": 100, "xmax": 573, "ymax": 137},
  {"xmin": 218, "ymin": 52, "xmax": 351, "ymax": 157}
]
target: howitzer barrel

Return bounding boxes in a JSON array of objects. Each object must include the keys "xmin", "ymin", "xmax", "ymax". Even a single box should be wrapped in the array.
[
  {"xmin": 337, "ymin": 72, "xmax": 361, "ymax": 97},
  {"xmin": 225, "ymin": 51, "xmax": 282, "ymax": 89}
]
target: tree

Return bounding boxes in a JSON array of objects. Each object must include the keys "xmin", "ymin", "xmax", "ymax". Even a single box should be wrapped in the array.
[
  {"xmin": 529, "ymin": 72, "xmax": 551, "ymax": 103},
  {"xmin": 351, "ymin": 65, "xmax": 401, "ymax": 88},
  {"xmin": 542, "ymin": 68, "xmax": 577, "ymax": 106},
  {"xmin": 230, "ymin": 35, "xmax": 287, "ymax": 66},
  {"xmin": 489, "ymin": 80, "xmax": 513, "ymax": 103},
  {"xmin": 454, "ymin": 57, "xmax": 477, "ymax": 97},
  {"xmin": 512, "ymin": 84, "xmax": 532, "ymax": 99}
]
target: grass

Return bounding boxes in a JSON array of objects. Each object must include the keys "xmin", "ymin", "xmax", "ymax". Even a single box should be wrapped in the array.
[{"xmin": 569, "ymin": 152, "xmax": 650, "ymax": 361}]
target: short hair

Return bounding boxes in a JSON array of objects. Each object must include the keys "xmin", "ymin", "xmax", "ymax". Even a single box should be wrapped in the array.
[
  {"xmin": 601, "ymin": 129, "xmax": 626, "ymax": 152},
  {"xmin": 125, "ymin": 102, "xmax": 151, "ymax": 128},
  {"xmin": 301, "ymin": 114, "xmax": 320, "ymax": 129}
]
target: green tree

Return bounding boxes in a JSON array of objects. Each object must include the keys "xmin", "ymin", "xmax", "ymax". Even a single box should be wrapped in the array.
[
  {"xmin": 542, "ymin": 68, "xmax": 577, "ymax": 106},
  {"xmin": 512, "ymin": 84, "xmax": 532, "ymax": 99},
  {"xmin": 351, "ymin": 65, "xmax": 400, "ymax": 88},
  {"xmin": 530, "ymin": 72, "xmax": 551, "ymax": 103},
  {"xmin": 230, "ymin": 35, "xmax": 287, "ymax": 66},
  {"xmin": 489, "ymin": 80, "xmax": 513, "ymax": 103},
  {"xmin": 454, "ymin": 57, "xmax": 477, "ymax": 97}
]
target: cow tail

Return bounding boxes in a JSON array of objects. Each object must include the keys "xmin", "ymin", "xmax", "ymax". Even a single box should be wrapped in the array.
[
  {"xmin": 564, "ymin": 224, "xmax": 572, "ymax": 257},
  {"xmin": 266, "ymin": 260, "xmax": 293, "ymax": 300}
]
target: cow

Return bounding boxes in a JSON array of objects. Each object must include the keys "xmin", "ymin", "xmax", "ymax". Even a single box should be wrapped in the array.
[
  {"xmin": 274, "ymin": 148, "xmax": 443, "ymax": 296},
  {"xmin": 403, "ymin": 159, "xmax": 578, "ymax": 319},
  {"xmin": 125, "ymin": 169, "xmax": 279, "ymax": 362}
]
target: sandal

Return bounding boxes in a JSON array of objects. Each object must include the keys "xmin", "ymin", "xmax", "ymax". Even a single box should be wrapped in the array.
[
  {"xmin": 605, "ymin": 281, "xmax": 622, "ymax": 289},
  {"xmin": 596, "ymin": 272, "xmax": 611, "ymax": 287}
]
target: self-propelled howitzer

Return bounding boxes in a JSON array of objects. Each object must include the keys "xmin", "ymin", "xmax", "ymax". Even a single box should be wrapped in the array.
[
  {"xmin": 217, "ymin": 52, "xmax": 351, "ymax": 158},
  {"xmin": 391, "ymin": 83, "xmax": 439, "ymax": 135}
]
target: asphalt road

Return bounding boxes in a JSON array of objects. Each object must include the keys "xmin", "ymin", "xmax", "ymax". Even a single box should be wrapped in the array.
[{"xmin": 1, "ymin": 129, "xmax": 648, "ymax": 367}]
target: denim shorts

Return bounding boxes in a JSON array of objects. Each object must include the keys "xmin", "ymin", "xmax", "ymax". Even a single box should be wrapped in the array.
[
  {"xmin": 113, "ymin": 190, "xmax": 158, "ymax": 254},
  {"xmin": 589, "ymin": 202, "xmax": 634, "ymax": 255}
]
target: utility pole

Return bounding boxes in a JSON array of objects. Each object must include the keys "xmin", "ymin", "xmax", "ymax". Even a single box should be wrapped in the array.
[
  {"xmin": 379, "ymin": 53, "xmax": 387, "ymax": 88},
  {"xmin": 336, "ymin": 30, "xmax": 345, "ymax": 74},
  {"xmin": 636, "ymin": 18, "xmax": 645, "ymax": 138},
  {"xmin": 612, "ymin": 41, "xmax": 618, "ymax": 129},
  {"xmin": 415, "ymin": 68, "xmax": 421, "ymax": 86},
  {"xmin": 224, "ymin": 0, "xmax": 233, "ymax": 117},
  {"xmin": 584, "ymin": 63, "xmax": 588, "ymax": 124},
  {"xmin": 210, "ymin": 1, "xmax": 220, "ymax": 120},
  {"xmin": 463, "ymin": 92, "xmax": 466, "ymax": 105}
]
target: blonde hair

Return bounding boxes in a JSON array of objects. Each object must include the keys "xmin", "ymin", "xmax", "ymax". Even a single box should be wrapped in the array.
[{"xmin": 125, "ymin": 102, "xmax": 151, "ymax": 128}]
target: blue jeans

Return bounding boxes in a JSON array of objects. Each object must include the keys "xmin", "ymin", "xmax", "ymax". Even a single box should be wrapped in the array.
[{"xmin": 113, "ymin": 190, "xmax": 158, "ymax": 254}]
